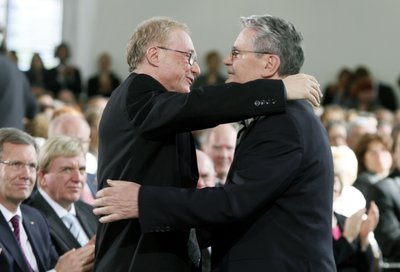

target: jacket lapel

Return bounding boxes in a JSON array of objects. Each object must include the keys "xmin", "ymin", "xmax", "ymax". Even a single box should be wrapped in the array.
[
  {"xmin": 0, "ymin": 211, "xmax": 30, "ymax": 272},
  {"xmin": 34, "ymin": 193, "xmax": 81, "ymax": 249}
]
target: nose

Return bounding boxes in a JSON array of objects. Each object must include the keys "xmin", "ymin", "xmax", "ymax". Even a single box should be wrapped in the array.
[
  {"xmin": 191, "ymin": 62, "xmax": 201, "ymax": 76},
  {"xmin": 223, "ymin": 54, "xmax": 232, "ymax": 66},
  {"xmin": 70, "ymin": 169, "xmax": 85, "ymax": 182}
]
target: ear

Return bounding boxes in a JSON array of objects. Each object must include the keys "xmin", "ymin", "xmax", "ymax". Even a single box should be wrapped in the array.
[
  {"xmin": 261, "ymin": 54, "xmax": 280, "ymax": 78},
  {"xmin": 37, "ymin": 169, "xmax": 47, "ymax": 188},
  {"xmin": 145, "ymin": 46, "xmax": 160, "ymax": 67}
]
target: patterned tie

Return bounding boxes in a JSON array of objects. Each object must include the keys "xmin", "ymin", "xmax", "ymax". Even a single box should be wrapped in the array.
[
  {"xmin": 62, "ymin": 213, "xmax": 87, "ymax": 246},
  {"xmin": 10, "ymin": 215, "xmax": 33, "ymax": 272}
]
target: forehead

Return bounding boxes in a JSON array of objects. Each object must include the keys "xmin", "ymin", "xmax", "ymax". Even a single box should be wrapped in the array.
[
  {"xmin": 1, "ymin": 143, "xmax": 37, "ymax": 161},
  {"xmin": 234, "ymin": 28, "xmax": 257, "ymax": 47},
  {"xmin": 166, "ymin": 29, "xmax": 195, "ymax": 50},
  {"xmin": 49, "ymin": 154, "xmax": 86, "ymax": 168}
]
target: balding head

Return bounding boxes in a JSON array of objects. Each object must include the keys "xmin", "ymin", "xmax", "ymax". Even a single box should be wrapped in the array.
[
  {"xmin": 48, "ymin": 114, "xmax": 91, "ymax": 153},
  {"xmin": 196, "ymin": 149, "xmax": 217, "ymax": 189},
  {"xmin": 203, "ymin": 124, "xmax": 237, "ymax": 183}
]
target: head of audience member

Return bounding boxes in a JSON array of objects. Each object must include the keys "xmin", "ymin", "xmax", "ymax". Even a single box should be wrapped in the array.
[
  {"xmin": 37, "ymin": 136, "xmax": 86, "ymax": 210},
  {"xmin": 86, "ymin": 95, "xmax": 108, "ymax": 112},
  {"xmin": 52, "ymin": 105, "xmax": 83, "ymax": 120},
  {"xmin": 375, "ymin": 108, "xmax": 394, "ymax": 137},
  {"xmin": 347, "ymin": 113, "xmax": 378, "ymax": 150},
  {"xmin": 224, "ymin": 14, "xmax": 304, "ymax": 85},
  {"xmin": 202, "ymin": 124, "xmax": 237, "ymax": 184},
  {"xmin": 29, "ymin": 53, "xmax": 45, "ymax": 72},
  {"xmin": 57, "ymin": 89, "xmax": 78, "ymax": 107},
  {"xmin": 331, "ymin": 145, "xmax": 366, "ymax": 216},
  {"xmin": 85, "ymin": 106, "xmax": 104, "ymax": 158},
  {"xmin": 0, "ymin": 128, "xmax": 38, "ymax": 212},
  {"xmin": 354, "ymin": 133, "xmax": 393, "ymax": 179},
  {"xmin": 326, "ymin": 120, "xmax": 348, "ymax": 147},
  {"xmin": 54, "ymin": 42, "xmax": 71, "ymax": 65},
  {"xmin": 320, "ymin": 105, "xmax": 347, "ymax": 128},
  {"xmin": 126, "ymin": 17, "xmax": 200, "ymax": 93},
  {"xmin": 332, "ymin": 145, "xmax": 358, "ymax": 187},
  {"xmin": 205, "ymin": 51, "xmax": 223, "ymax": 75},
  {"xmin": 97, "ymin": 52, "xmax": 112, "ymax": 73},
  {"xmin": 196, "ymin": 149, "xmax": 217, "ymax": 189},
  {"xmin": 48, "ymin": 114, "xmax": 91, "ymax": 153},
  {"xmin": 36, "ymin": 91, "xmax": 56, "ymax": 120}
]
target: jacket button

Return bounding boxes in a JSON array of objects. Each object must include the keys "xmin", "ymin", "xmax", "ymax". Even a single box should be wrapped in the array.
[{"xmin": 254, "ymin": 100, "xmax": 261, "ymax": 106}]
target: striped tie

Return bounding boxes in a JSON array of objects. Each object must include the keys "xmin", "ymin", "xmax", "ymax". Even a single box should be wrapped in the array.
[
  {"xmin": 62, "ymin": 213, "xmax": 87, "ymax": 246},
  {"xmin": 10, "ymin": 215, "xmax": 33, "ymax": 272}
]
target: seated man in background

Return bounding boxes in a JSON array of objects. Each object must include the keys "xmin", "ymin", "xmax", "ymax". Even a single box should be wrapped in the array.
[
  {"xmin": 195, "ymin": 149, "xmax": 217, "ymax": 189},
  {"xmin": 202, "ymin": 124, "xmax": 237, "ymax": 185},
  {"xmin": 27, "ymin": 135, "xmax": 97, "ymax": 256},
  {"xmin": 48, "ymin": 113, "xmax": 97, "ymax": 204},
  {"xmin": 0, "ymin": 128, "xmax": 94, "ymax": 272}
]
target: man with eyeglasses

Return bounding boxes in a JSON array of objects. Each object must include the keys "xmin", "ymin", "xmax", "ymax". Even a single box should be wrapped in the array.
[
  {"xmin": 94, "ymin": 16, "xmax": 323, "ymax": 272},
  {"xmin": 0, "ymin": 127, "xmax": 95, "ymax": 272}
]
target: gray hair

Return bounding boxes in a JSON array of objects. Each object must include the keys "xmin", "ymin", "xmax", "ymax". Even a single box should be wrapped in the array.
[
  {"xmin": 0, "ymin": 128, "xmax": 38, "ymax": 158},
  {"xmin": 126, "ymin": 17, "xmax": 190, "ymax": 72},
  {"xmin": 38, "ymin": 135, "xmax": 85, "ymax": 173},
  {"xmin": 241, "ymin": 14, "xmax": 304, "ymax": 76}
]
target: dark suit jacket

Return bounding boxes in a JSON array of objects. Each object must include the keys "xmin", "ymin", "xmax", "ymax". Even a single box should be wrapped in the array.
[
  {"xmin": 95, "ymin": 73, "xmax": 287, "ymax": 272},
  {"xmin": 0, "ymin": 204, "xmax": 58, "ymax": 272},
  {"xmin": 139, "ymin": 100, "xmax": 336, "ymax": 272},
  {"xmin": 27, "ymin": 191, "xmax": 97, "ymax": 255},
  {"xmin": 367, "ymin": 177, "xmax": 400, "ymax": 260}
]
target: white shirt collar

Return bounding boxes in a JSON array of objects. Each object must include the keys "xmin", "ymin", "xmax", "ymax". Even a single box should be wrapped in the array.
[
  {"xmin": 38, "ymin": 187, "xmax": 76, "ymax": 218},
  {"xmin": 0, "ymin": 203, "xmax": 23, "ymax": 222}
]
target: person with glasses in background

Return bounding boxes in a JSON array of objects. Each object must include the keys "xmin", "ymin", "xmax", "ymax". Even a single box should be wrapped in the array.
[
  {"xmin": 95, "ymin": 14, "xmax": 335, "ymax": 272},
  {"xmin": 94, "ymin": 16, "xmax": 323, "ymax": 272},
  {"xmin": 0, "ymin": 128, "xmax": 94, "ymax": 272}
]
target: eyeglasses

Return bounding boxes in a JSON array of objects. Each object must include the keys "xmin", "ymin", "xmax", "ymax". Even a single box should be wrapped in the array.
[
  {"xmin": 157, "ymin": 46, "xmax": 197, "ymax": 66},
  {"xmin": 230, "ymin": 47, "xmax": 272, "ymax": 61},
  {"xmin": 0, "ymin": 160, "xmax": 37, "ymax": 173}
]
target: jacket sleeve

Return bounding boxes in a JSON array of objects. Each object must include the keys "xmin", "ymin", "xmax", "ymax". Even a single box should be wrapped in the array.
[
  {"xmin": 138, "ymin": 113, "xmax": 302, "ymax": 232},
  {"xmin": 126, "ymin": 75, "xmax": 287, "ymax": 139}
]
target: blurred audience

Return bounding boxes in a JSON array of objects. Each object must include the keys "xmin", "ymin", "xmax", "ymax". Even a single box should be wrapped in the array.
[
  {"xmin": 47, "ymin": 42, "xmax": 82, "ymax": 101},
  {"xmin": 323, "ymin": 68, "xmax": 353, "ymax": 106},
  {"xmin": 195, "ymin": 149, "xmax": 217, "ymax": 189},
  {"xmin": 25, "ymin": 53, "xmax": 51, "ymax": 90},
  {"xmin": 191, "ymin": 50, "xmax": 226, "ymax": 88},
  {"xmin": 202, "ymin": 124, "xmax": 237, "ymax": 185},
  {"xmin": 87, "ymin": 52, "xmax": 120, "ymax": 98}
]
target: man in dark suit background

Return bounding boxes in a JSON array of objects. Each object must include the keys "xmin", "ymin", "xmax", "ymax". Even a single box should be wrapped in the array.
[
  {"xmin": 94, "ymin": 16, "xmax": 322, "ymax": 272},
  {"xmin": 27, "ymin": 135, "xmax": 97, "ymax": 256},
  {"xmin": 95, "ymin": 14, "xmax": 335, "ymax": 271},
  {"xmin": 0, "ymin": 128, "xmax": 94, "ymax": 272}
]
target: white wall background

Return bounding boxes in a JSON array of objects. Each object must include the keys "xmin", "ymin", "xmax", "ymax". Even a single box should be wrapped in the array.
[{"xmin": 63, "ymin": 0, "xmax": 400, "ymax": 94}]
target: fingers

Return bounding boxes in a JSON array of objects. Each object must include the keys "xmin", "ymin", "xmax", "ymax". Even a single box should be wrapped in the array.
[
  {"xmin": 93, "ymin": 205, "xmax": 112, "ymax": 217},
  {"xmin": 99, "ymin": 213, "xmax": 122, "ymax": 224}
]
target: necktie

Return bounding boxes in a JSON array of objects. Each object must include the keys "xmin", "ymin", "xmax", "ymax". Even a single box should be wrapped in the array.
[
  {"xmin": 10, "ymin": 215, "xmax": 33, "ymax": 272},
  {"xmin": 62, "ymin": 213, "xmax": 87, "ymax": 246}
]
